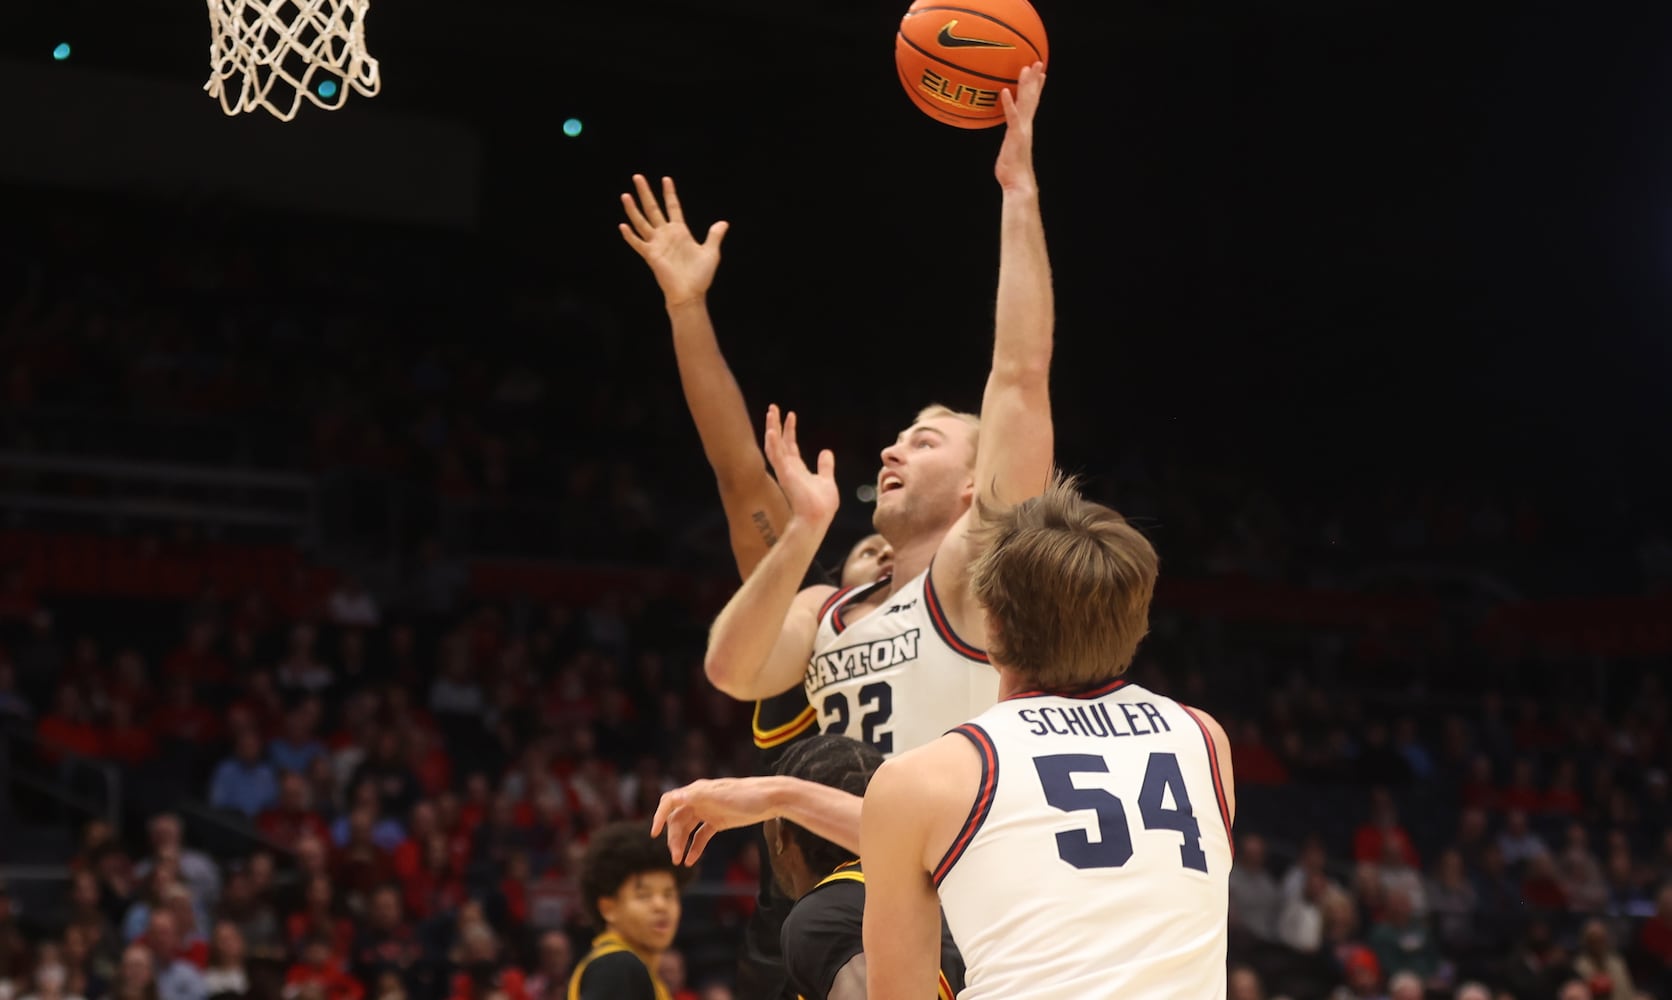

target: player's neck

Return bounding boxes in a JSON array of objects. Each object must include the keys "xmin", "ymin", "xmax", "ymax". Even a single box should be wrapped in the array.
[
  {"xmin": 995, "ymin": 665, "xmax": 1028, "ymax": 700},
  {"xmin": 881, "ymin": 534, "xmax": 941, "ymax": 594}
]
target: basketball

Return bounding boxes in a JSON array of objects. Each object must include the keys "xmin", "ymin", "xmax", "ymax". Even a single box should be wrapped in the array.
[{"xmin": 895, "ymin": 0, "xmax": 1049, "ymax": 129}]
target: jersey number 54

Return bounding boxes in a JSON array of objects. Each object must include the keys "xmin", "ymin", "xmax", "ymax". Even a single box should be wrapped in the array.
[{"xmin": 1032, "ymin": 751, "xmax": 1209, "ymax": 873}]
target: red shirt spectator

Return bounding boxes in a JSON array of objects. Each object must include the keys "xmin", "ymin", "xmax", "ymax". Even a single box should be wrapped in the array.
[
  {"xmin": 258, "ymin": 774, "xmax": 331, "ymax": 853},
  {"xmin": 36, "ymin": 687, "xmax": 101, "ymax": 763},
  {"xmin": 150, "ymin": 679, "xmax": 223, "ymax": 747},
  {"xmin": 285, "ymin": 942, "xmax": 365, "ymax": 1000},
  {"xmin": 1639, "ymin": 886, "xmax": 1672, "ymax": 966},
  {"xmin": 403, "ymin": 836, "xmax": 466, "ymax": 921},
  {"xmin": 100, "ymin": 701, "xmax": 158, "ymax": 766},
  {"xmin": 162, "ymin": 621, "xmax": 229, "ymax": 685},
  {"xmin": 287, "ymin": 877, "xmax": 356, "ymax": 962},
  {"xmin": 1498, "ymin": 759, "xmax": 1543, "ymax": 814},
  {"xmin": 1352, "ymin": 790, "xmax": 1421, "ymax": 869},
  {"xmin": 1458, "ymin": 754, "xmax": 1499, "ymax": 811},
  {"xmin": 1229, "ymin": 722, "xmax": 1290, "ymax": 786}
]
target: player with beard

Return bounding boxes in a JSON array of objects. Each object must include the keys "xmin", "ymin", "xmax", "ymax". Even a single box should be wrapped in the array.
[{"xmin": 652, "ymin": 62, "xmax": 1055, "ymax": 866}]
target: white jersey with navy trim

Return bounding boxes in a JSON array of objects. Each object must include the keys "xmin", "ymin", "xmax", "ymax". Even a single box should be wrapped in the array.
[
  {"xmin": 804, "ymin": 565, "xmax": 1000, "ymax": 759},
  {"xmin": 934, "ymin": 678, "xmax": 1232, "ymax": 1000}
]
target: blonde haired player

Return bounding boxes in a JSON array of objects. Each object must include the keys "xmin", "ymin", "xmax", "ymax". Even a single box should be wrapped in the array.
[
  {"xmin": 862, "ymin": 478, "xmax": 1235, "ymax": 1000},
  {"xmin": 651, "ymin": 61, "xmax": 1055, "ymax": 864}
]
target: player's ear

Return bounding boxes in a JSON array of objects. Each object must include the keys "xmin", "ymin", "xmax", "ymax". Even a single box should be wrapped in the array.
[{"xmin": 597, "ymin": 893, "xmax": 619, "ymax": 928}]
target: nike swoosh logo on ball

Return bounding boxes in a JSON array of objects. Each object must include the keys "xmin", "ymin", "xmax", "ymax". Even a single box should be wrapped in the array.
[{"xmin": 937, "ymin": 19, "xmax": 1015, "ymax": 49}]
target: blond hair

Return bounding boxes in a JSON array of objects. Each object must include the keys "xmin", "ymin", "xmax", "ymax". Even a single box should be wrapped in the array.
[
  {"xmin": 969, "ymin": 475, "xmax": 1158, "ymax": 689},
  {"xmin": 912, "ymin": 403, "xmax": 980, "ymax": 465}
]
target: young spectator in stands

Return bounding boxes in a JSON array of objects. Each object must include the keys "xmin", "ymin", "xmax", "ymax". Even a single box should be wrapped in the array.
[
  {"xmin": 568, "ymin": 823, "xmax": 688, "ymax": 1000},
  {"xmin": 521, "ymin": 932, "xmax": 571, "ymax": 1000},
  {"xmin": 201, "ymin": 922, "xmax": 250, "ymax": 1000}
]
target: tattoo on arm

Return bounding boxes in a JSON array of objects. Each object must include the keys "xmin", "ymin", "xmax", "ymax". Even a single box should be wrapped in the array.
[{"xmin": 752, "ymin": 510, "xmax": 779, "ymax": 548}]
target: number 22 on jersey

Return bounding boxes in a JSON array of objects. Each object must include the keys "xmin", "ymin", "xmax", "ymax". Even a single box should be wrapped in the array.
[
  {"xmin": 820, "ymin": 681, "xmax": 894, "ymax": 755},
  {"xmin": 1032, "ymin": 751, "xmax": 1210, "ymax": 873}
]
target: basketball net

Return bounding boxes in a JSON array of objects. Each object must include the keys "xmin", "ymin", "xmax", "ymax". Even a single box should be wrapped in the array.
[{"xmin": 205, "ymin": 0, "xmax": 381, "ymax": 122}]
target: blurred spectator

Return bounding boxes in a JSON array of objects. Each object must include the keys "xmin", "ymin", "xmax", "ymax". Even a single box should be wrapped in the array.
[
  {"xmin": 144, "ymin": 913, "xmax": 207, "ymax": 1000},
  {"xmin": 1228, "ymin": 965, "xmax": 1264, "ymax": 1000},
  {"xmin": 1426, "ymin": 849, "xmax": 1478, "ymax": 955},
  {"xmin": 259, "ymin": 774, "xmax": 332, "ymax": 853},
  {"xmin": 521, "ymin": 932, "xmax": 571, "ymax": 1000},
  {"xmin": 1367, "ymin": 888, "xmax": 1440, "ymax": 984},
  {"xmin": 208, "ymin": 731, "xmax": 280, "ymax": 819},
  {"xmin": 284, "ymin": 938, "xmax": 362, "ymax": 1000},
  {"xmin": 327, "ymin": 578, "xmax": 381, "ymax": 629},
  {"xmin": 1385, "ymin": 971, "xmax": 1421, "ymax": 1000},
  {"xmin": 1229, "ymin": 834, "xmax": 1282, "ymax": 942},
  {"xmin": 1496, "ymin": 810, "xmax": 1547, "ymax": 867},
  {"xmin": 348, "ymin": 887, "xmax": 420, "ymax": 995},
  {"xmin": 1352, "ymin": 790, "xmax": 1419, "ymax": 869},
  {"xmin": 114, "ymin": 945, "xmax": 159, "ymax": 1000},
  {"xmin": 656, "ymin": 951, "xmax": 698, "ymax": 1000},
  {"xmin": 1572, "ymin": 918, "xmax": 1635, "ymax": 1000},
  {"xmin": 271, "ymin": 702, "xmax": 328, "ymax": 777},
  {"xmin": 135, "ymin": 817, "xmax": 222, "ymax": 913},
  {"xmin": 201, "ymin": 922, "xmax": 251, "ymax": 1000}
]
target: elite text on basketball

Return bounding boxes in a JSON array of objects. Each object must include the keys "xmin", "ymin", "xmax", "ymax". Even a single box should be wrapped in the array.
[{"xmin": 918, "ymin": 69, "xmax": 1001, "ymax": 109}]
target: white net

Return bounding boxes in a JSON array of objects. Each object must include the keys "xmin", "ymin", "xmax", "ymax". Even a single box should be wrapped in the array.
[{"xmin": 205, "ymin": 0, "xmax": 381, "ymax": 122}]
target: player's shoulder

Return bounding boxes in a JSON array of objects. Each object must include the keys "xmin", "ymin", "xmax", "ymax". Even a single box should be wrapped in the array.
[
  {"xmin": 575, "ymin": 949, "xmax": 654, "ymax": 994},
  {"xmin": 795, "ymin": 582, "xmax": 840, "ymax": 613},
  {"xmin": 871, "ymin": 730, "xmax": 984, "ymax": 804},
  {"xmin": 1175, "ymin": 700, "xmax": 1230, "ymax": 746},
  {"xmin": 786, "ymin": 874, "xmax": 865, "ymax": 932}
]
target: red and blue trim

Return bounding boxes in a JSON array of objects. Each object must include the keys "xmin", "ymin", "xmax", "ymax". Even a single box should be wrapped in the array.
[
  {"xmin": 923, "ymin": 562, "xmax": 988, "ymax": 663},
  {"xmin": 932, "ymin": 723, "xmax": 997, "ymax": 887},
  {"xmin": 1181, "ymin": 704, "xmax": 1233, "ymax": 844},
  {"xmin": 817, "ymin": 585, "xmax": 856, "ymax": 624},
  {"xmin": 831, "ymin": 578, "xmax": 890, "ymax": 634}
]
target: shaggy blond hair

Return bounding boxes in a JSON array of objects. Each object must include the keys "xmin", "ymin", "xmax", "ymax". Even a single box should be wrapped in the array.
[
  {"xmin": 911, "ymin": 404, "xmax": 980, "ymax": 465},
  {"xmin": 970, "ymin": 475, "xmax": 1158, "ymax": 689}
]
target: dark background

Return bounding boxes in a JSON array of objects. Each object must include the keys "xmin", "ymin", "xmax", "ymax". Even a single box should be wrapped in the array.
[{"xmin": 5, "ymin": 0, "xmax": 1669, "ymax": 488}]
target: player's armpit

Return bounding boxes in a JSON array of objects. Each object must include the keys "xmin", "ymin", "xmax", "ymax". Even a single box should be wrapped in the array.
[
  {"xmin": 862, "ymin": 759, "xmax": 944, "ymax": 1000},
  {"xmin": 827, "ymin": 954, "xmax": 868, "ymax": 1000}
]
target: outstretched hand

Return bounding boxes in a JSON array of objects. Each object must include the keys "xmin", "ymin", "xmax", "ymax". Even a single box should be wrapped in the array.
[
  {"xmin": 619, "ymin": 174, "xmax": 729, "ymax": 307},
  {"xmin": 650, "ymin": 777, "xmax": 779, "ymax": 866},
  {"xmin": 994, "ymin": 62, "xmax": 1047, "ymax": 193},
  {"xmin": 763, "ymin": 404, "xmax": 839, "ymax": 529}
]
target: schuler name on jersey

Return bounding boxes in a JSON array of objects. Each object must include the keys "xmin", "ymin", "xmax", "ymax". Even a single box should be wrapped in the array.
[
  {"xmin": 934, "ymin": 679, "xmax": 1232, "ymax": 1000},
  {"xmin": 807, "ymin": 566, "xmax": 999, "ymax": 759}
]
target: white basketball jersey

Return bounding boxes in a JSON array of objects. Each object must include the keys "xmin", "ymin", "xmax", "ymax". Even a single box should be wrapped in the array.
[
  {"xmin": 805, "ymin": 565, "xmax": 1000, "ymax": 758},
  {"xmin": 934, "ymin": 679, "xmax": 1232, "ymax": 1000}
]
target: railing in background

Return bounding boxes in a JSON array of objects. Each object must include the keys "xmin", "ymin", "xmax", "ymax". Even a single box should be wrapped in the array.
[
  {"xmin": 0, "ymin": 451, "xmax": 318, "ymax": 546},
  {"xmin": 0, "ymin": 726, "xmax": 121, "ymax": 833}
]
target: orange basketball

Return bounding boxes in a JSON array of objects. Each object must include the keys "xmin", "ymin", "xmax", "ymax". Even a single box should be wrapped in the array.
[{"xmin": 895, "ymin": 0, "xmax": 1049, "ymax": 129}]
